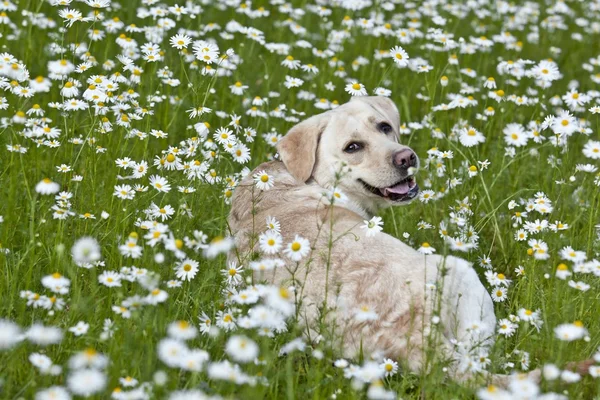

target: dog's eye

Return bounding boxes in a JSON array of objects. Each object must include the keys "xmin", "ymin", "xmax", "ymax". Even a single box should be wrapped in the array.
[
  {"xmin": 344, "ymin": 142, "xmax": 363, "ymax": 153},
  {"xmin": 378, "ymin": 122, "xmax": 393, "ymax": 134}
]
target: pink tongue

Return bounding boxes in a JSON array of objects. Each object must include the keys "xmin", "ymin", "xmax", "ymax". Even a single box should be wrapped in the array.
[{"xmin": 381, "ymin": 181, "xmax": 410, "ymax": 196}]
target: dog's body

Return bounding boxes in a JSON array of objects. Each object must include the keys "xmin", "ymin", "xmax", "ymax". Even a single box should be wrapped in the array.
[{"xmin": 228, "ymin": 96, "xmax": 496, "ymax": 379}]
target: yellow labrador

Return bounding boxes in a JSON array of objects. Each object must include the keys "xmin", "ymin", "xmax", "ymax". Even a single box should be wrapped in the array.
[{"xmin": 229, "ymin": 96, "xmax": 496, "ymax": 380}]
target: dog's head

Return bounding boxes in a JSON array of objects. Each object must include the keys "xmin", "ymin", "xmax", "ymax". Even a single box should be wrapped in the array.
[{"xmin": 277, "ymin": 96, "xmax": 419, "ymax": 213}]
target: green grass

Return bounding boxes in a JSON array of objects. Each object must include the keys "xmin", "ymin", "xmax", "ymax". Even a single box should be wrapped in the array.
[{"xmin": 1, "ymin": 0, "xmax": 600, "ymax": 398}]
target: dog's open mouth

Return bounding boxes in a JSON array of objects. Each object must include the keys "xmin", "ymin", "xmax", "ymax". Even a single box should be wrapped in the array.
[{"xmin": 359, "ymin": 176, "xmax": 419, "ymax": 202}]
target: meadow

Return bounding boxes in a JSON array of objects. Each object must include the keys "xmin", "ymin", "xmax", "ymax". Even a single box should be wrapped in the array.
[{"xmin": 1, "ymin": 0, "xmax": 600, "ymax": 398}]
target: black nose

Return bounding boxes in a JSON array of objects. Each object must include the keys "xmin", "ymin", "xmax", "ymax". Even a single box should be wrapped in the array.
[{"xmin": 393, "ymin": 149, "xmax": 417, "ymax": 169}]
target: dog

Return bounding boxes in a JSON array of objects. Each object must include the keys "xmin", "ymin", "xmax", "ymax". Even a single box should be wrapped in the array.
[{"xmin": 228, "ymin": 96, "xmax": 589, "ymax": 383}]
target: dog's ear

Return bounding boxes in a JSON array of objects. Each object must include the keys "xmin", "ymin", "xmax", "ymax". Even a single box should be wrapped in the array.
[
  {"xmin": 277, "ymin": 113, "xmax": 329, "ymax": 183},
  {"xmin": 351, "ymin": 96, "xmax": 400, "ymax": 131}
]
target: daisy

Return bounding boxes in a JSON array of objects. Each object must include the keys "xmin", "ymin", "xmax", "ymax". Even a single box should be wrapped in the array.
[
  {"xmin": 503, "ymin": 123, "xmax": 528, "ymax": 147},
  {"xmin": 170, "ymin": 34, "xmax": 191, "ymax": 49},
  {"xmin": 361, "ymin": 216, "xmax": 383, "ymax": 237},
  {"xmin": 283, "ymin": 235, "xmax": 310, "ymax": 262},
  {"xmin": 380, "ymin": 358, "xmax": 398, "ymax": 377},
  {"xmin": 150, "ymin": 204, "xmax": 175, "ymax": 221},
  {"xmin": 345, "ymin": 81, "xmax": 367, "ymax": 96},
  {"xmin": 559, "ymin": 246, "xmax": 586, "ymax": 263},
  {"xmin": 167, "ymin": 280, "xmax": 183, "ymax": 288},
  {"xmin": 483, "ymin": 77, "xmax": 496, "ymax": 89},
  {"xmin": 34, "ymin": 386, "xmax": 71, "ymax": 400},
  {"xmin": 301, "ymin": 63, "xmax": 319, "ymax": 74},
  {"xmin": 71, "ymin": 237, "xmax": 101, "ymax": 264},
  {"xmin": 26, "ymin": 324, "xmax": 63, "ymax": 346},
  {"xmin": 517, "ymin": 308, "xmax": 542, "ymax": 326},
  {"xmin": 35, "ymin": 178, "xmax": 60, "ymax": 195},
  {"xmin": 250, "ymin": 259, "xmax": 279, "ymax": 273},
  {"xmin": 562, "ymin": 89, "xmax": 589, "ymax": 110},
  {"xmin": 554, "ymin": 321, "xmax": 588, "ymax": 341},
  {"xmin": 419, "ymin": 190, "xmax": 436, "ymax": 203},
  {"xmin": 119, "ymin": 376, "xmax": 139, "ymax": 388},
  {"xmin": 119, "ymin": 238, "xmax": 143, "ymax": 259},
  {"xmin": 417, "ymin": 242, "xmax": 436, "ymax": 255},
  {"xmin": 583, "ymin": 140, "xmax": 600, "ymax": 160},
  {"xmin": 281, "ymin": 55, "xmax": 301, "ymax": 69},
  {"xmin": 447, "ymin": 237, "xmax": 475, "ymax": 252},
  {"xmin": 266, "ymin": 216, "xmax": 281, "ymax": 234},
  {"xmin": 232, "ymin": 143, "xmax": 251, "ymax": 164},
  {"xmin": 253, "ymin": 170, "xmax": 274, "ymax": 190},
  {"xmin": 222, "ymin": 262, "xmax": 244, "ymax": 286},
  {"xmin": 203, "ymin": 236, "xmax": 234, "ymax": 259},
  {"xmin": 226, "ymin": 335, "xmax": 259, "ymax": 363},
  {"xmin": 259, "ymin": 231, "xmax": 283, "ymax": 254},
  {"xmin": 145, "ymin": 288, "xmax": 169, "ymax": 305},
  {"xmin": 490, "ymin": 287, "xmax": 507, "ymax": 302},
  {"xmin": 568, "ymin": 280, "xmax": 590, "ymax": 291},
  {"xmin": 514, "ymin": 229, "xmax": 528, "ymax": 241},
  {"xmin": 98, "ymin": 271, "xmax": 122, "ymax": 287},
  {"xmin": 0, "ymin": 320, "xmax": 21, "ymax": 350},
  {"xmin": 229, "ymin": 81, "xmax": 248, "ymax": 95},
  {"xmin": 29, "ymin": 353, "xmax": 59, "ymax": 375},
  {"xmin": 215, "ymin": 310, "xmax": 236, "ymax": 331},
  {"xmin": 114, "ymin": 184, "xmax": 135, "ymax": 200},
  {"xmin": 175, "ymin": 259, "xmax": 199, "ymax": 281},
  {"xmin": 497, "ymin": 318, "xmax": 516, "ymax": 337},
  {"xmin": 131, "ymin": 161, "xmax": 148, "ymax": 178},
  {"xmin": 373, "ymin": 87, "xmax": 391, "ymax": 96},
  {"xmin": 555, "ymin": 263, "xmax": 572, "ymax": 280},
  {"xmin": 589, "ymin": 366, "xmax": 600, "ymax": 378},
  {"xmin": 284, "ymin": 75, "xmax": 304, "ymax": 88},
  {"xmin": 149, "ymin": 175, "xmax": 171, "ymax": 193},
  {"xmin": 69, "ymin": 321, "xmax": 89, "ymax": 336},
  {"xmin": 485, "ymin": 271, "xmax": 511, "ymax": 287},
  {"xmin": 167, "ymin": 320, "xmax": 197, "ymax": 341},
  {"xmin": 531, "ymin": 60, "xmax": 560, "ymax": 82},
  {"xmin": 157, "ymin": 337, "xmax": 188, "ymax": 368},
  {"xmin": 551, "ymin": 110, "xmax": 578, "ymax": 136},
  {"xmin": 193, "ymin": 40, "xmax": 219, "ymax": 63},
  {"xmin": 67, "ymin": 369, "xmax": 106, "ymax": 397},
  {"xmin": 41, "ymin": 272, "xmax": 71, "ymax": 294},
  {"xmin": 198, "ymin": 312, "xmax": 212, "ymax": 334},
  {"xmin": 458, "ymin": 127, "xmax": 486, "ymax": 147},
  {"xmin": 354, "ymin": 305, "xmax": 379, "ymax": 322},
  {"xmin": 389, "ymin": 45, "xmax": 409, "ymax": 67}
]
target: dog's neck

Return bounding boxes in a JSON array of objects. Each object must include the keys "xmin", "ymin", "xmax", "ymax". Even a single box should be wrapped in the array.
[
  {"xmin": 308, "ymin": 180, "xmax": 375, "ymax": 220},
  {"xmin": 329, "ymin": 196, "xmax": 373, "ymax": 220}
]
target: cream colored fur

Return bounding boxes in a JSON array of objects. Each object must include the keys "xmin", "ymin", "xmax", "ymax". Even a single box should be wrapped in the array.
[{"xmin": 228, "ymin": 96, "xmax": 496, "ymax": 380}]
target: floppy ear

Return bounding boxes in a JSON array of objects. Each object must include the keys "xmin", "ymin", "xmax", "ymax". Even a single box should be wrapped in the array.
[
  {"xmin": 276, "ymin": 113, "xmax": 329, "ymax": 183},
  {"xmin": 351, "ymin": 96, "xmax": 400, "ymax": 131}
]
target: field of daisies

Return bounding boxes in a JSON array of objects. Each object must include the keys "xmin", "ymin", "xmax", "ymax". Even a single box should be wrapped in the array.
[{"xmin": 1, "ymin": 0, "xmax": 600, "ymax": 399}]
